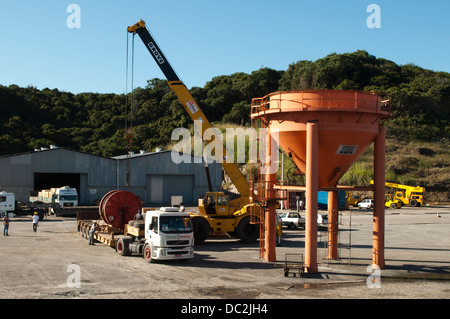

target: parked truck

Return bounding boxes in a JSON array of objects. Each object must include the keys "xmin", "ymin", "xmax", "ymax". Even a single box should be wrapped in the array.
[
  {"xmin": 30, "ymin": 186, "xmax": 78, "ymax": 207},
  {"xmin": 1, "ymin": 191, "xmax": 47, "ymax": 220},
  {"xmin": 78, "ymin": 207, "xmax": 194, "ymax": 262},
  {"xmin": 1, "ymin": 191, "xmax": 96, "ymax": 219},
  {"xmin": 346, "ymin": 192, "xmax": 362, "ymax": 207}
]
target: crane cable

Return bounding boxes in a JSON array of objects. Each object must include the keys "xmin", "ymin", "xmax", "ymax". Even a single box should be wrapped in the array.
[
  {"xmin": 125, "ymin": 31, "xmax": 135, "ymax": 148},
  {"xmin": 124, "ymin": 31, "xmax": 136, "ymax": 186}
]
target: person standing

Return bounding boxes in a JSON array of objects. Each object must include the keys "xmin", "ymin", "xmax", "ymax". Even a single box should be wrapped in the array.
[
  {"xmin": 179, "ymin": 203, "xmax": 185, "ymax": 212},
  {"xmin": 3, "ymin": 214, "xmax": 9, "ymax": 236},
  {"xmin": 32, "ymin": 212, "xmax": 39, "ymax": 233},
  {"xmin": 134, "ymin": 209, "xmax": 143, "ymax": 220},
  {"xmin": 89, "ymin": 221, "xmax": 98, "ymax": 245}
]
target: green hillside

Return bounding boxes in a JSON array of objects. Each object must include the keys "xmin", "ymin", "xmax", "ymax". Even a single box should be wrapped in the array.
[{"xmin": 1, "ymin": 50, "xmax": 449, "ymax": 199}]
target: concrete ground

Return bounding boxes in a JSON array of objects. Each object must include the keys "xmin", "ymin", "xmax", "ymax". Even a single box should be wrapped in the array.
[{"xmin": 0, "ymin": 205, "xmax": 449, "ymax": 299}]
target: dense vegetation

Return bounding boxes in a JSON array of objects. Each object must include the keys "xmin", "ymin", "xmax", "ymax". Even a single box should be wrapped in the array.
[
  {"xmin": 1, "ymin": 50, "xmax": 449, "ymax": 196},
  {"xmin": 0, "ymin": 68, "xmax": 283, "ymax": 157}
]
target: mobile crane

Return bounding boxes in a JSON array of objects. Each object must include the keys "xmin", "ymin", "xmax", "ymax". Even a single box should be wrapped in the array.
[
  {"xmin": 127, "ymin": 20, "xmax": 259, "ymax": 244},
  {"xmin": 370, "ymin": 180, "xmax": 425, "ymax": 207}
]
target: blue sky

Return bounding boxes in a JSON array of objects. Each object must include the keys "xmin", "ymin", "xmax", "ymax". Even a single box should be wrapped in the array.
[{"xmin": 0, "ymin": 0, "xmax": 449, "ymax": 94}]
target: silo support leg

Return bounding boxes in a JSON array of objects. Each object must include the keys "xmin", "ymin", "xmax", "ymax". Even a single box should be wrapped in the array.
[
  {"xmin": 327, "ymin": 190, "xmax": 339, "ymax": 260},
  {"xmin": 373, "ymin": 125, "xmax": 386, "ymax": 269},
  {"xmin": 305, "ymin": 121, "xmax": 319, "ymax": 273}
]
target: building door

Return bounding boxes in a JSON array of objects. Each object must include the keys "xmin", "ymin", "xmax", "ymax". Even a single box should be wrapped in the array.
[{"xmin": 147, "ymin": 175, "xmax": 194, "ymax": 205}]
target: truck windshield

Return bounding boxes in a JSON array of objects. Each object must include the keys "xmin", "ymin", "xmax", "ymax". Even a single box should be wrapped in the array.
[{"xmin": 160, "ymin": 216, "xmax": 193, "ymax": 233}]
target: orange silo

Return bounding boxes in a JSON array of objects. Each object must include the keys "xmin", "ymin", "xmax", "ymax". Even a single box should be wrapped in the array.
[{"xmin": 251, "ymin": 90, "xmax": 391, "ymax": 272}]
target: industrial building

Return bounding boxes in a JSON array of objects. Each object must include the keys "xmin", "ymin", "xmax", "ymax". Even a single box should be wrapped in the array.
[{"xmin": 0, "ymin": 147, "xmax": 222, "ymax": 205}]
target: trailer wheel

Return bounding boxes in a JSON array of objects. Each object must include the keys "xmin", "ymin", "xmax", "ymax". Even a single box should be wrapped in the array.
[
  {"xmin": 236, "ymin": 216, "xmax": 260, "ymax": 243},
  {"xmin": 192, "ymin": 217, "xmax": 210, "ymax": 245},
  {"xmin": 143, "ymin": 244, "xmax": 154, "ymax": 263},
  {"xmin": 116, "ymin": 237, "xmax": 132, "ymax": 256}
]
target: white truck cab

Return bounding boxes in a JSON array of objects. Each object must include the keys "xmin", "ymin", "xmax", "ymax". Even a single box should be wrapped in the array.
[
  {"xmin": 55, "ymin": 186, "xmax": 78, "ymax": 207},
  {"xmin": 0, "ymin": 192, "xmax": 15, "ymax": 217},
  {"xmin": 116, "ymin": 207, "xmax": 194, "ymax": 262},
  {"xmin": 143, "ymin": 207, "xmax": 194, "ymax": 262},
  {"xmin": 118, "ymin": 207, "xmax": 194, "ymax": 262}
]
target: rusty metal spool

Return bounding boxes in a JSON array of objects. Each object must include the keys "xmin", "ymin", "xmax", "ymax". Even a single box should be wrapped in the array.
[{"xmin": 99, "ymin": 190, "xmax": 142, "ymax": 230}]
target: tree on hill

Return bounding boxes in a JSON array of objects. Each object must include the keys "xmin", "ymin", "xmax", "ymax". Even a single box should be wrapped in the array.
[
  {"xmin": 0, "ymin": 51, "xmax": 448, "ymax": 158},
  {"xmin": 279, "ymin": 50, "xmax": 450, "ymax": 143}
]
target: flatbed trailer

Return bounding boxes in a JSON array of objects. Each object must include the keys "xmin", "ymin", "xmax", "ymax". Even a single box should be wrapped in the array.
[
  {"xmin": 77, "ymin": 219, "xmax": 122, "ymax": 247},
  {"xmin": 17, "ymin": 202, "xmax": 98, "ymax": 218},
  {"xmin": 53, "ymin": 205, "xmax": 99, "ymax": 217},
  {"xmin": 76, "ymin": 207, "xmax": 194, "ymax": 262}
]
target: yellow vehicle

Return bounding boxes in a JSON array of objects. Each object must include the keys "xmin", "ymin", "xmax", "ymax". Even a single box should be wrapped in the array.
[
  {"xmin": 128, "ymin": 20, "xmax": 260, "ymax": 244},
  {"xmin": 385, "ymin": 194, "xmax": 401, "ymax": 209},
  {"xmin": 345, "ymin": 192, "xmax": 362, "ymax": 207},
  {"xmin": 371, "ymin": 180, "xmax": 425, "ymax": 207}
]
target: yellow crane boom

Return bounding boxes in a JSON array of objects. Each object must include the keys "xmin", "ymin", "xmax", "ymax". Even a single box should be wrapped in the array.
[{"xmin": 127, "ymin": 19, "xmax": 256, "ymax": 244}]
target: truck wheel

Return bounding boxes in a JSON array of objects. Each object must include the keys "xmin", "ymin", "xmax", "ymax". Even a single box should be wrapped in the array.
[
  {"xmin": 289, "ymin": 223, "xmax": 296, "ymax": 230},
  {"xmin": 192, "ymin": 217, "xmax": 210, "ymax": 245},
  {"xmin": 37, "ymin": 210, "xmax": 45, "ymax": 221},
  {"xmin": 143, "ymin": 244, "xmax": 154, "ymax": 263},
  {"xmin": 410, "ymin": 199, "xmax": 418, "ymax": 207},
  {"xmin": 116, "ymin": 237, "xmax": 132, "ymax": 256},
  {"xmin": 236, "ymin": 216, "xmax": 260, "ymax": 243},
  {"xmin": 390, "ymin": 203, "xmax": 397, "ymax": 209}
]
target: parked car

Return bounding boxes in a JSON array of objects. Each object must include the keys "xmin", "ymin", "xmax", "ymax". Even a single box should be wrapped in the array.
[
  {"xmin": 358, "ymin": 199, "xmax": 374, "ymax": 209},
  {"xmin": 280, "ymin": 212, "xmax": 305, "ymax": 229},
  {"xmin": 280, "ymin": 212, "xmax": 328, "ymax": 230}
]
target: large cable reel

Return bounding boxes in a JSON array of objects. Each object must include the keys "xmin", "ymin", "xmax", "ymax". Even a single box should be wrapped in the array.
[{"xmin": 99, "ymin": 190, "xmax": 142, "ymax": 230}]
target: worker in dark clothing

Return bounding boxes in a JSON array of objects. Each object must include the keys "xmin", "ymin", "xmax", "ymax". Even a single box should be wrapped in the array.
[
  {"xmin": 3, "ymin": 214, "xmax": 10, "ymax": 236},
  {"xmin": 89, "ymin": 221, "xmax": 98, "ymax": 245},
  {"xmin": 134, "ymin": 209, "xmax": 144, "ymax": 220}
]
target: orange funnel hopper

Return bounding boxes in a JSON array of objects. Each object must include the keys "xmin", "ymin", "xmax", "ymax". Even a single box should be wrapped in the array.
[{"xmin": 251, "ymin": 90, "xmax": 391, "ymax": 187}]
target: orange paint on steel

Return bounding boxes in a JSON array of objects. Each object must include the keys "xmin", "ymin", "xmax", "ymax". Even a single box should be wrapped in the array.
[
  {"xmin": 251, "ymin": 90, "xmax": 391, "ymax": 188},
  {"xmin": 305, "ymin": 121, "xmax": 319, "ymax": 273},
  {"xmin": 251, "ymin": 90, "xmax": 391, "ymax": 271},
  {"xmin": 373, "ymin": 125, "xmax": 386, "ymax": 269},
  {"xmin": 264, "ymin": 127, "xmax": 277, "ymax": 262},
  {"xmin": 327, "ymin": 190, "xmax": 339, "ymax": 259}
]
